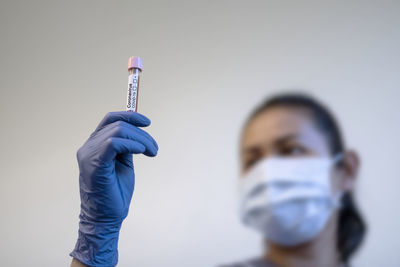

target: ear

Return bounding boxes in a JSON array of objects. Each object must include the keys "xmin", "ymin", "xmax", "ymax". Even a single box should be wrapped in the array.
[{"xmin": 338, "ymin": 150, "xmax": 360, "ymax": 191}]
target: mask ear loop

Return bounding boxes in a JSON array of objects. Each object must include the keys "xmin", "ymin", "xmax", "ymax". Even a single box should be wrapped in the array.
[
  {"xmin": 333, "ymin": 191, "xmax": 344, "ymax": 209},
  {"xmin": 332, "ymin": 153, "xmax": 344, "ymax": 165},
  {"xmin": 331, "ymin": 152, "xmax": 345, "ymax": 208}
]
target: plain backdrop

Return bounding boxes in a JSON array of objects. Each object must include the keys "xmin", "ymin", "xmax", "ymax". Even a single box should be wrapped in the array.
[{"xmin": 1, "ymin": 1, "xmax": 399, "ymax": 266}]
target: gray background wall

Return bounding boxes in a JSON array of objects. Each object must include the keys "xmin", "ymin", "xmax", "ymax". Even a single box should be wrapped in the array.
[{"xmin": 1, "ymin": 0, "xmax": 399, "ymax": 266}]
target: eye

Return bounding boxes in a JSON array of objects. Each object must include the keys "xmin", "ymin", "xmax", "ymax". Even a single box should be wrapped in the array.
[
  {"xmin": 279, "ymin": 144, "xmax": 307, "ymax": 156},
  {"xmin": 244, "ymin": 158, "xmax": 259, "ymax": 170}
]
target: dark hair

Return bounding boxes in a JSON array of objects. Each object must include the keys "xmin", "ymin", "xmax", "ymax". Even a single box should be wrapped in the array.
[{"xmin": 243, "ymin": 92, "xmax": 366, "ymax": 265}]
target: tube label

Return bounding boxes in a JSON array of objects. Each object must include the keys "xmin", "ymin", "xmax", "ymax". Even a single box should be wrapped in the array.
[{"xmin": 126, "ymin": 73, "xmax": 139, "ymax": 112}]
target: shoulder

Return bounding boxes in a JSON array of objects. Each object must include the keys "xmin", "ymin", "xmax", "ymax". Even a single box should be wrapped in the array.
[{"xmin": 217, "ymin": 257, "xmax": 277, "ymax": 267}]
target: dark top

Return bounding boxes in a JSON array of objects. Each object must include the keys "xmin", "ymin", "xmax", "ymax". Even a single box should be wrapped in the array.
[
  {"xmin": 218, "ymin": 258, "xmax": 348, "ymax": 267},
  {"xmin": 218, "ymin": 257, "xmax": 278, "ymax": 267}
]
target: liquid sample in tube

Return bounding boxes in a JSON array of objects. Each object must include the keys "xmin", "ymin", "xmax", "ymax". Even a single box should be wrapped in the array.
[{"xmin": 126, "ymin": 56, "xmax": 143, "ymax": 112}]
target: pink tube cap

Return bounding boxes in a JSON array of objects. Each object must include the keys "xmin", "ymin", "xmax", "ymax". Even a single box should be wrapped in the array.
[{"xmin": 128, "ymin": 56, "xmax": 143, "ymax": 71}]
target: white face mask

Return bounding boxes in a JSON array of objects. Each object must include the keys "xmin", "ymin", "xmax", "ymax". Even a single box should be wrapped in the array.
[{"xmin": 238, "ymin": 155, "xmax": 343, "ymax": 247}]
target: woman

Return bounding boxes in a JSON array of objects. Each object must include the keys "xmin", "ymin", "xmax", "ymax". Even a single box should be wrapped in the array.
[
  {"xmin": 70, "ymin": 93, "xmax": 366, "ymax": 267},
  {"xmin": 221, "ymin": 94, "xmax": 366, "ymax": 267}
]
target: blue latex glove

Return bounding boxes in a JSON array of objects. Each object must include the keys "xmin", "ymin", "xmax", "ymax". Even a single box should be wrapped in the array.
[{"xmin": 70, "ymin": 111, "xmax": 158, "ymax": 267}]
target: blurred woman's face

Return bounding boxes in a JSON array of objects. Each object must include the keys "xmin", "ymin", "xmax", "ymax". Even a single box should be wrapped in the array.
[
  {"xmin": 239, "ymin": 105, "xmax": 359, "ymax": 250},
  {"xmin": 240, "ymin": 105, "xmax": 356, "ymax": 195},
  {"xmin": 240, "ymin": 106, "xmax": 331, "ymax": 174}
]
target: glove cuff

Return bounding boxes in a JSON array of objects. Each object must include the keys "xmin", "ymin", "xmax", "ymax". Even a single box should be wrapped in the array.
[{"xmin": 70, "ymin": 215, "xmax": 122, "ymax": 267}]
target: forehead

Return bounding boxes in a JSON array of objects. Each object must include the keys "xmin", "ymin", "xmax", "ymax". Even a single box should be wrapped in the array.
[{"xmin": 241, "ymin": 106, "xmax": 329, "ymax": 152}]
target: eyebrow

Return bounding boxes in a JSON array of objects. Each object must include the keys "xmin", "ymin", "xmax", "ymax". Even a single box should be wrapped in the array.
[{"xmin": 241, "ymin": 134, "xmax": 300, "ymax": 155}]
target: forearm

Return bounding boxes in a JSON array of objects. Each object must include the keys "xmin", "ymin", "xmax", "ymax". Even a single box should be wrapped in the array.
[{"xmin": 71, "ymin": 258, "xmax": 89, "ymax": 267}]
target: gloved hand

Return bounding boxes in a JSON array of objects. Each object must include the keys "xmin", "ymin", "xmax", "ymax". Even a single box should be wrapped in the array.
[{"xmin": 70, "ymin": 111, "xmax": 158, "ymax": 267}]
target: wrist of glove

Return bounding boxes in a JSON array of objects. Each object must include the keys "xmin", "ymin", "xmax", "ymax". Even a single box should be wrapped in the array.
[{"xmin": 70, "ymin": 213, "xmax": 123, "ymax": 267}]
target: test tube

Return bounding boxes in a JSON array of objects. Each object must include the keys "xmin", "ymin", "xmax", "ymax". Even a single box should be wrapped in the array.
[{"xmin": 126, "ymin": 56, "xmax": 143, "ymax": 112}]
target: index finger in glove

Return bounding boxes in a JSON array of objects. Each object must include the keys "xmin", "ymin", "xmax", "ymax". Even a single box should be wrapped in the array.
[
  {"xmin": 102, "ymin": 137, "xmax": 146, "ymax": 162},
  {"xmin": 99, "ymin": 121, "xmax": 158, "ymax": 156},
  {"xmin": 95, "ymin": 111, "xmax": 151, "ymax": 133}
]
